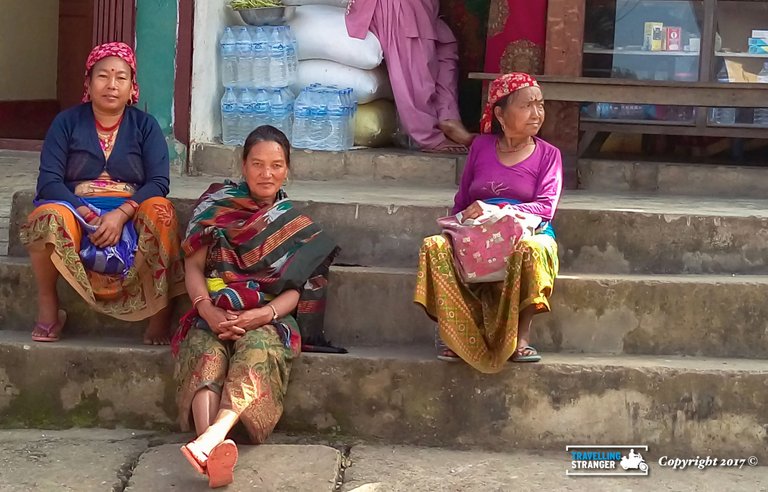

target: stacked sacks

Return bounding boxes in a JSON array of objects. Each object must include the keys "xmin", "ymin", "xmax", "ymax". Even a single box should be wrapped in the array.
[{"xmin": 288, "ymin": 4, "xmax": 396, "ymax": 146}]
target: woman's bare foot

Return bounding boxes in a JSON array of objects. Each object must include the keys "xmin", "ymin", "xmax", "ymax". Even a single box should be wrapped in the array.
[
  {"xmin": 439, "ymin": 119, "xmax": 477, "ymax": 147},
  {"xmin": 423, "ymin": 138, "xmax": 468, "ymax": 154},
  {"xmin": 143, "ymin": 307, "xmax": 172, "ymax": 345}
]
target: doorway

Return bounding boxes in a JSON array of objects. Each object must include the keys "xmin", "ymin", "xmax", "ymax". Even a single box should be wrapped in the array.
[{"xmin": 0, "ymin": 0, "xmax": 135, "ymax": 148}]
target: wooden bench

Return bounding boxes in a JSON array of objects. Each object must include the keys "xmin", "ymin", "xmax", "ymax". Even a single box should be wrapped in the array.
[{"xmin": 468, "ymin": 73, "xmax": 768, "ymax": 156}]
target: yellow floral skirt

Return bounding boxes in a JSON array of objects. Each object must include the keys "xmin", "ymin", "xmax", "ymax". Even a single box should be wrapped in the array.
[
  {"xmin": 414, "ymin": 234, "xmax": 558, "ymax": 373},
  {"xmin": 20, "ymin": 197, "xmax": 186, "ymax": 321}
]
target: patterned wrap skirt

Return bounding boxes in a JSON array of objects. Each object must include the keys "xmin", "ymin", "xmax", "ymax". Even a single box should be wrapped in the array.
[
  {"xmin": 20, "ymin": 196, "xmax": 186, "ymax": 320},
  {"xmin": 414, "ymin": 233, "xmax": 558, "ymax": 373},
  {"xmin": 174, "ymin": 322, "xmax": 299, "ymax": 444}
]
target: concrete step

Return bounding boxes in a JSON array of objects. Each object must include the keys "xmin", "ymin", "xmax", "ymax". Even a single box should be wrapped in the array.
[
  {"xmin": 2, "ymin": 257, "xmax": 767, "ymax": 359},
  {"xmin": 578, "ymin": 158, "xmax": 768, "ymax": 198},
  {"xmin": 324, "ymin": 267, "xmax": 768, "ymax": 359},
  {"xmin": 1, "ymin": 331, "xmax": 765, "ymax": 460},
  {"xmin": 190, "ymin": 143, "xmax": 466, "ymax": 186},
  {"xmin": 10, "ymin": 183, "xmax": 768, "ymax": 274}
]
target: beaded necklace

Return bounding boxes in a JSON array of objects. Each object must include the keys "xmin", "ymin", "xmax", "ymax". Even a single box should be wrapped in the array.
[{"xmin": 95, "ymin": 114, "xmax": 123, "ymax": 152}]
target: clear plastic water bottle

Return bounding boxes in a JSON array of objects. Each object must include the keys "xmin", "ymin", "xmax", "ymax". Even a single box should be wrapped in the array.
[
  {"xmin": 237, "ymin": 88, "xmax": 256, "ymax": 145},
  {"xmin": 251, "ymin": 27, "xmax": 270, "ymax": 87},
  {"xmin": 753, "ymin": 62, "xmax": 768, "ymax": 126},
  {"xmin": 343, "ymin": 88, "xmax": 357, "ymax": 148},
  {"xmin": 221, "ymin": 87, "xmax": 239, "ymax": 145},
  {"xmin": 326, "ymin": 89, "xmax": 346, "ymax": 151},
  {"xmin": 309, "ymin": 88, "xmax": 331, "ymax": 150},
  {"xmin": 268, "ymin": 27, "xmax": 287, "ymax": 88},
  {"xmin": 220, "ymin": 27, "xmax": 238, "ymax": 88},
  {"xmin": 292, "ymin": 88, "xmax": 312, "ymax": 148},
  {"xmin": 234, "ymin": 27, "xmax": 252, "ymax": 89},
  {"xmin": 283, "ymin": 87, "xmax": 295, "ymax": 114},
  {"xmin": 281, "ymin": 26, "xmax": 298, "ymax": 86},
  {"xmin": 253, "ymin": 88, "xmax": 271, "ymax": 129},
  {"xmin": 710, "ymin": 65, "xmax": 736, "ymax": 125},
  {"xmin": 269, "ymin": 89, "xmax": 293, "ymax": 140}
]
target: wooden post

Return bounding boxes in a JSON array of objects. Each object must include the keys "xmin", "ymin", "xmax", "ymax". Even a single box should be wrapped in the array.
[{"xmin": 541, "ymin": 0, "xmax": 585, "ymax": 189}]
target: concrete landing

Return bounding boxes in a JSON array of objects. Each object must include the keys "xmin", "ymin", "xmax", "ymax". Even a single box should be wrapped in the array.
[
  {"xmin": 0, "ymin": 430, "xmax": 764, "ymax": 492},
  {"xmin": 126, "ymin": 443, "xmax": 341, "ymax": 491}
]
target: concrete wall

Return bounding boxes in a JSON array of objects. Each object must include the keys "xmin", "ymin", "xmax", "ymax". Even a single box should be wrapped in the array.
[
  {"xmin": 190, "ymin": 0, "xmax": 242, "ymax": 144},
  {"xmin": 0, "ymin": 0, "xmax": 59, "ymax": 100}
]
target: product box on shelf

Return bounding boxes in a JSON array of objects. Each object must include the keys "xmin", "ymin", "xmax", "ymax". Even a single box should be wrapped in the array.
[
  {"xmin": 751, "ymin": 30, "xmax": 768, "ymax": 39},
  {"xmin": 664, "ymin": 27, "xmax": 682, "ymax": 51},
  {"xmin": 643, "ymin": 22, "xmax": 664, "ymax": 51}
]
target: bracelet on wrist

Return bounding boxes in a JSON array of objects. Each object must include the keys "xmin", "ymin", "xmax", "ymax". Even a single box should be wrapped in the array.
[
  {"xmin": 192, "ymin": 295, "xmax": 212, "ymax": 310},
  {"xmin": 268, "ymin": 304, "xmax": 278, "ymax": 321},
  {"xmin": 126, "ymin": 199, "xmax": 139, "ymax": 211},
  {"xmin": 117, "ymin": 207, "xmax": 132, "ymax": 219},
  {"xmin": 84, "ymin": 211, "xmax": 98, "ymax": 222}
]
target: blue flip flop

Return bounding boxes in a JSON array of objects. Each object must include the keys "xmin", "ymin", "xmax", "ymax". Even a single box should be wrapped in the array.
[{"xmin": 511, "ymin": 345, "xmax": 542, "ymax": 363}]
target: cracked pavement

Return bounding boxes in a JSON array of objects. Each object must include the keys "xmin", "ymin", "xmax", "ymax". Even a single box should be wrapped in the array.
[{"xmin": 0, "ymin": 430, "xmax": 765, "ymax": 491}]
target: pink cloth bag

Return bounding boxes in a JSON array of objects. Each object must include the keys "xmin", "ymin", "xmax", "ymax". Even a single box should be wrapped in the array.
[{"xmin": 438, "ymin": 201, "xmax": 541, "ymax": 283}]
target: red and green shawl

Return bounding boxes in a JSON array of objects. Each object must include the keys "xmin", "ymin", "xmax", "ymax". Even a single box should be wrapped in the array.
[{"xmin": 173, "ymin": 181, "xmax": 341, "ymax": 353}]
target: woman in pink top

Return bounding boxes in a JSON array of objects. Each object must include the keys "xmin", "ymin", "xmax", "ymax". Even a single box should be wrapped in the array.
[
  {"xmin": 414, "ymin": 73, "xmax": 562, "ymax": 373},
  {"xmin": 345, "ymin": 0, "xmax": 475, "ymax": 152}
]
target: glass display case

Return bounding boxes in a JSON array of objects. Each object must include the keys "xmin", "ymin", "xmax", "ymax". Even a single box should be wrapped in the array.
[
  {"xmin": 713, "ymin": 0, "xmax": 768, "ymax": 126},
  {"xmin": 582, "ymin": 0, "xmax": 703, "ymax": 124},
  {"xmin": 581, "ymin": 0, "xmax": 768, "ymax": 129}
]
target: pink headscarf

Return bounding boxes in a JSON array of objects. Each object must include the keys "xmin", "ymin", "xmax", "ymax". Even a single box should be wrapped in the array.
[
  {"xmin": 82, "ymin": 42, "xmax": 140, "ymax": 105},
  {"xmin": 480, "ymin": 72, "xmax": 539, "ymax": 134}
]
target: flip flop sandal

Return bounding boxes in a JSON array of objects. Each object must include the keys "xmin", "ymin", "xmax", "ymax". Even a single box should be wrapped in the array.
[
  {"xmin": 437, "ymin": 348, "xmax": 461, "ymax": 362},
  {"xmin": 511, "ymin": 345, "xmax": 542, "ymax": 363},
  {"xmin": 180, "ymin": 441, "xmax": 208, "ymax": 476},
  {"xmin": 206, "ymin": 439, "xmax": 238, "ymax": 489},
  {"xmin": 31, "ymin": 310, "xmax": 67, "ymax": 342}
]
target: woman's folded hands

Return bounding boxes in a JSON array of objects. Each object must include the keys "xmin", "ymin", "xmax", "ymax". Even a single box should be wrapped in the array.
[{"xmin": 199, "ymin": 303, "xmax": 273, "ymax": 341}]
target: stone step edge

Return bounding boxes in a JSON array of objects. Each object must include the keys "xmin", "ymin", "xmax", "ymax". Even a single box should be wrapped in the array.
[
  {"xmin": 3, "ymin": 330, "xmax": 765, "ymax": 460},
  {"xmin": 12, "ymin": 186, "xmax": 768, "ymax": 218},
  {"xmin": 4, "ymin": 255, "xmax": 768, "ymax": 285},
  {"xmin": 332, "ymin": 265, "xmax": 768, "ymax": 284},
  {"xmin": 0, "ymin": 331, "xmax": 765, "ymax": 373}
]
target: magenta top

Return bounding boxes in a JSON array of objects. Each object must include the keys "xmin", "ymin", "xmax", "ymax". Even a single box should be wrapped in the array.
[{"xmin": 452, "ymin": 134, "xmax": 563, "ymax": 221}]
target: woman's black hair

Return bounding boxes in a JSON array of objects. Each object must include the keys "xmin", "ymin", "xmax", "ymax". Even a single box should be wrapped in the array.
[
  {"xmin": 490, "ymin": 93, "xmax": 513, "ymax": 135},
  {"xmin": 242, "ymin": 125, "xmax": 291, "ymax": 167}
]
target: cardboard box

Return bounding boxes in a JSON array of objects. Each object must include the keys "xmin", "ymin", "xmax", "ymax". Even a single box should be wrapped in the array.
[
  {"xmin": 748, "ymin": 37, "xmax": 768, "ymax": 47},
  {"xmin": 644, "ymin": 22, "xmax": 664, "ymax": 51},
  {"xmin": 751, "ymin": 30, "xmax": 768, "ymax": 39},
  {"xmin": 748, "ymin": 45, "xmax": 768, "ymax": 54},
  {"xmin": 665, "ymin": 27, "xmax": 682, "ymax": 51}
]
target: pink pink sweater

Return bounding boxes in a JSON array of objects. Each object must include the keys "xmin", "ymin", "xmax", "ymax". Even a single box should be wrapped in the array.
[{"xmin": 452, "ymin": 135, "xmax": 563, "ymax": 221}]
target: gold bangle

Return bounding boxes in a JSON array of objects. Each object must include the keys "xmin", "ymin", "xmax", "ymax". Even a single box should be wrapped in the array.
[
  {"xmin": 193, "ymin": 296, "xmax": 212, "ymax": 310},
  {"xmin": 268, "ymin": 304, "xmax": 278, "ymax": 321}
]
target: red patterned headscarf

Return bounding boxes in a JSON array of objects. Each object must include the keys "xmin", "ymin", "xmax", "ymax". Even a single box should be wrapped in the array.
[
  {"xmin": 82, "ymin": 42, "xmax": 139, "ymax": 105},
  {"xmin": 480, "ymin": 72, "xmax": 539, "ymax": 134}
]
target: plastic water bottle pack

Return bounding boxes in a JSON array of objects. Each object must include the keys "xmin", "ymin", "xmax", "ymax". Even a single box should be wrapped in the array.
[
  {"xmin": 219, "ymin": 25, "xmax": 298, "ymax": 91},
  {"xmin": 219, "ymin": 25, "xmax": 299, "ymax": 145},
  {"xmin": 292, "ymin": 85, "xmax": 358, "ymax": 151},
  {"xmin": 221, "ymin": 87, "xmax": 296, "ymax": 146}
]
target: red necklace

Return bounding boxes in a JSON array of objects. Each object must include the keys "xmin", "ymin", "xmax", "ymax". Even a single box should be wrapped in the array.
[{"xmin": 95, "ymin": 114, "xmax": 123, "ymax": 152}]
